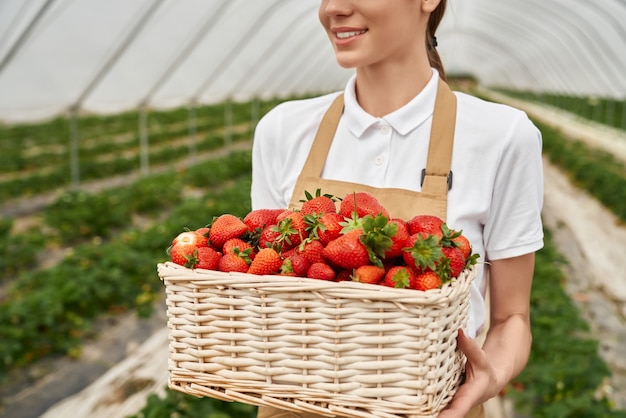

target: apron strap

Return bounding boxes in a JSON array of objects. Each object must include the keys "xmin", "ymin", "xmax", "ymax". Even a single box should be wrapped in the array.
[{"xmin": 422, "ymin": 80, "xmax": 457, "ymax": 195}]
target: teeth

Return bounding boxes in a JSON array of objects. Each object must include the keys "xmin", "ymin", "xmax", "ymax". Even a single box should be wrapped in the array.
[{"xmin": 337, "ymin": 30, "xmax": 366, "ymax": 39}]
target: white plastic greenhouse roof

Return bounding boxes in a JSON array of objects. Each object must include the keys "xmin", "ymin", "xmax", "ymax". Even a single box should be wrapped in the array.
[{"xmin": 0, "ymin": 0, "xmax": 625, "ymax": 124}]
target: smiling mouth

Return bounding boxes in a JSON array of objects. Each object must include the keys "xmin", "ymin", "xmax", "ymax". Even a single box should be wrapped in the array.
[{"xmin": 336, "ymin": 30, "xmax": 367, "ymax": 39}]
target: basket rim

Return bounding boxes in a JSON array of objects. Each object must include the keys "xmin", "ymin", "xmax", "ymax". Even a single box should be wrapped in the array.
[{"xmin": 158, "ymin": 261, "xmax": 476, "ymax": 304}]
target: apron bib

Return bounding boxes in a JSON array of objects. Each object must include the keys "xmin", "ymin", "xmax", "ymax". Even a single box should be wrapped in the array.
[{"xmin": 288, "ymin": 79, "xmax": 457, "ymax": 221}]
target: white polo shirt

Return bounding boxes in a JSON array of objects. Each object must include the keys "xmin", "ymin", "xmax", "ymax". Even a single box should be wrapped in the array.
[{"xmin": 251, "ymin": 70, "xmax": 544, "ymax": 337}]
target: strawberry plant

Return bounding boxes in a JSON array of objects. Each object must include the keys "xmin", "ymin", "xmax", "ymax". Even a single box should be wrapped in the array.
[{"xmin": 507, "ymin": 229, "xmax": 626, "ymax": 418}]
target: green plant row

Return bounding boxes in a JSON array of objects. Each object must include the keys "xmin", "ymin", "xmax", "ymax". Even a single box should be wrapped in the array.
[
  {"xmin": 496, "ymin": 89, "xmax": 625, "ymax": 131},
  {"xmin": 537, "ymin": 120, "xmax": 626, "ymax": 223},
  {"xmin": 0, "ymin": 151, "xmax": 253, "ymax": 380},
  {"xmin": 0, "ymin": 130, "xmax": 249, "ymax": 202},
  {"xmin": 507, "ymin": 228, "xmax": 626, "ymax": 417},
  {"xmin": 128, "ymin": 390, "xmax": 256, "ymax": 418},
  {"xmin": 0, "ymin": 100, "xmax": 269, "ymax": 149}
]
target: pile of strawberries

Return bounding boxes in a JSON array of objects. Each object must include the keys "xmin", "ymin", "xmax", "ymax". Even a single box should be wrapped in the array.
[{"xmin": 167, "ymin": 191, "xmax": 478, "ymax": 291}]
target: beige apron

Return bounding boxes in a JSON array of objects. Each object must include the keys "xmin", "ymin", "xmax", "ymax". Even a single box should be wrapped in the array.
[
  {"xmin": 288, "ymin": 79, "xmax": 457, "ymax": 221},
  {"xmin": 259, "ymin": 79, "xmax": 486, "ymax": 418}
]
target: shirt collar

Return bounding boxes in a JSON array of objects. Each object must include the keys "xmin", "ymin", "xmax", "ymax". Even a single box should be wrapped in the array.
[{"xmin": 343, "ymin": 69, "xmax": 440, "ymax": 138}]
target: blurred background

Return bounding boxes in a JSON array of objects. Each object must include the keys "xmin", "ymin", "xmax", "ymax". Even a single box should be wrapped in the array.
[{"xmin": 0, "ymin": 1, "xmax": 625, "ymax": 417}]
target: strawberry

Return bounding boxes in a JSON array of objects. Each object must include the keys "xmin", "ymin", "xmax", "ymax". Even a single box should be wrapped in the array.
[
  {"xmin": 194, "ymin": 227, "xmax": 210, "ymax": 247},
  {"xmin": 335, "ymin": 269, "xmax": 353, "ymax": 282},
  {"xmin": 407, "ymin": 214, "xmax": 444, "ymax": 237},
  {"xmin": 322, "ymin": 229, "xmax": 370, "ymax": 270},
  {"xmin": 222, "ymin": 237, "xmax": 255, "ymax": 258},
  {"xmin": 280, "ymin": 254, "xmax": 310, "ymax": 277},
  {"xmin": 452, "ymin": 233, "xmax": 472, "ymax": 260},
  {"xmin": 172, "ymin": 231, "xmax": 203, "ymax": 247},
  {"xmin": 274, "ymin": 210, "xmax": 308, "ymax": 250},
  {"xmin": 258, "ymin": 224, "xmax": 282, "ymax": 250},
  {"xmin": 195, "ymin": 246, "xmax": 221, "ymax": 270},
  {"xmin": 300, "ymin": 189, "xmax": 337, "ymax": 216},
  {"xmin": 307, "ymin": 262, "xmax": 336, "ymax": 281},
  {"xmin": 248, "ymin": 248, "xmax": 283, "ymax": 275},
  {"xmin": 243, "ymin": 208, "xmax": 284, "ymax": 232},
  {"xmin": 316, "ymin": 212, "xmax": 344, "ymax": 246},
  {"xmin": 413, "ymin": 270, "xmax": 442, "ymax": 291},
  {"xmin": 169, "ymin": 242, "xmax": 197, "ymax": 267},
  {"xmin": 382, "ymin": 266, "xmax": 416, "ymax": 289},
  {"xmin": 296, "ymin": 239, "xmax": 326, "ymax": 265},
  {"xmin": 352, "ymin": 265, "xmax": 385, "ymax": 285},
  {"xmin": 402, "ymin": 232, "xmax": 443, "ymax": 273},
  {"xmin": 441, "ymin": 246, "xmax": 466, "ymax": 279},
  {"xmin": 209, "ymin": 214, "xmax": 249, "ymax": 250},
  {"xmin": 339, "ymin": 192, "xmax": 390, "ymax": 220},
  {"xmin": 218, "ymin": 251, "xmax": 250, "ymax": 273},
  {"xmin": 384, "ymin": 218, "xmax": 410, "ymax": 259}
]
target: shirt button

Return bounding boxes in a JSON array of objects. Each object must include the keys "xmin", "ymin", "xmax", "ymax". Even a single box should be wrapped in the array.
[
  {"xmin": 375, "ymin": 156, "xmax": 384, "ymax": 166},
  {"xmin": 380, "ymin": 124, "xmax": 390, "ymax": 134}
]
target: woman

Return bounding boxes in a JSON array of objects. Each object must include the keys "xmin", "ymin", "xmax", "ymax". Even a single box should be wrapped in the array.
[{"xmin": 251, "ymin": 0, "xmax": 544, "ymax": 417}]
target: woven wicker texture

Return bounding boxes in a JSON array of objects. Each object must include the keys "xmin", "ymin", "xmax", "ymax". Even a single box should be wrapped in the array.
[{"xmin": 158, "ymin": 262, "xmax": 476, "ymax": 418}]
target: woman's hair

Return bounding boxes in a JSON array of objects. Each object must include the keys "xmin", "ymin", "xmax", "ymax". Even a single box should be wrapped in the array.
[{"xmin": 426, "ymin": 0, "xmax": 447, "ymax": 82}]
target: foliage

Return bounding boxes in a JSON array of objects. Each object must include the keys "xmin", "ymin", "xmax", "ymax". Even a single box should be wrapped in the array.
[
  {"xmin": 537, "ymin": 120, "xmax": 626, "ymax": 223},
  {"xmin": 496, "ymin": 89, "xmax": 625, "ymax": 131},
  {"xmin": 507, "ymin": 229, "xmax": 626, "ymax": 417},
  {"xmin": 127, "ymin": 389, "xmax": 257, "ymax": 418},
  {"xmin": 0, "ymin": 152, "xmax": 252, "ymax": 379}
]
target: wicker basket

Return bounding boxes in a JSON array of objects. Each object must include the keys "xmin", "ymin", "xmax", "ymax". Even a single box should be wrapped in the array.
[{"xmin": 157, "ymin": 261, "xmax": 476, "ymax": 418}]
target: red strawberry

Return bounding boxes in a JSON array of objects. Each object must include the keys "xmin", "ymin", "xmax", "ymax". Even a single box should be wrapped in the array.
[
  {"xmin": 452, "ymin": 233, "xmax": 472, "ymax": 260},
  {"xmin": 384, "ymin": 218, "xmax": 410, "ymax": 259},
  {"xmin": 402, "ymin": 232, "xmax": 443, "ymax": 273},
  {"xmin": 209, "ymin": 214, "xmax": 249, "ymax": 250},
  {"xmin": 243, "ymin": 208, "xmax": 284, "ymax": 231},
  {"xmin": 335, "ymin": 269, "xmax": 353, "ymax": 282},
  {"xmin": 413, "ymin": 270, "xmax": 442, "ymax": 291},
  {"xmin": 441, "ymin": 246, "xmax": 466, "ymax": 279},
  {"xmin": 307, "ymin": 262, "xmax": 336, "ymax": 281},
  {"xmin": 382, "ymin": 266, "xmax": 416, "ymax": 289},
  {"xmin": 280, "ymin": 254, "xmax": 310, "ymax": 277},
  {"xmin": 195, "ymin": 246, "xmax": 221, "ymax": 270},
  {"xmin": 300, "ymin": 192, "xmax": 337, "ymax": 216},
  {"xmin": 274, "ymin": 210, "xmax": 308, "ymax": 249},
  {"xmin": 352, "ymin": 265, "xmax": 385, "ymax": 285},
  {"xmin": 223, "ymin": 237, "xmax": 255, "ymax": 258},
  {"xmin": 296, "ymin": 239, "xmax": 326, "ymax": 265},
  {"xmin": 194, "ymin": 227, "xmax": 210, "ymax": 247},
  {"xmin": 407, "ymin": 214, "xmax": 444, "ymax": 237},
  {"xmin": 316, "ymin": 212, "xmax": 344, "ymax": 246},
  {"xmin": 322, "ymin": 229, "xmax": 370, "ymax": 270},
  {"xmin": 218, "ymin": 251, "xmax": 250, "ymax": 273},
  {"xmin": 248, "ymin": 248, "xmax": 283, "ymax": 275},
  {"xmin": 258, "ymin": 224, "xmax": 282, "ymax": 250},
  {"xmin": 339, "ymin": 192, "xmax": 390, "ymax": 220},
  {"xmin": 172, "ymin": 231, "xmax": 203, "ymax": 247},
  {"xmin": 170, "ymin": 243, "xmax": 197, "ymax": 267}
]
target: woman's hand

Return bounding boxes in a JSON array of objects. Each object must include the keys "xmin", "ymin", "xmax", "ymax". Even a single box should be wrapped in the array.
[
  {"xmin": 437, "ymin": 329, "xmax": 499, "ymax": 417},
  {"xmin": 439, "ymin": 253, "xmax": 537, "ymax": 418}
]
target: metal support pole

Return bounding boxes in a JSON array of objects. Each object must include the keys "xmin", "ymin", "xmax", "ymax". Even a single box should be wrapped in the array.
[
  {"xmin": 69, "ymin": 108, "xmax": 80, "ymax": 188},
  {"xmin": 188, "ymin": 102, "xmax": 198, "ymax": 162},
  {"xmin": 139, "ymin": 107, "xmax": 149, "ymax": 175},
  {"xmin": 224, "ymin": 101, "xmax": 233, "ymax": 148}
]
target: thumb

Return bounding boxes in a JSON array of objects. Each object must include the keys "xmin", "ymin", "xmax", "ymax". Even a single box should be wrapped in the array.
[{"xmin": 457, "ymin": 329, "xmax": 484, "ymax": 366}]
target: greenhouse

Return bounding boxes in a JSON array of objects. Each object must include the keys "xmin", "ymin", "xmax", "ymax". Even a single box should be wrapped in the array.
[{"xmin": 0, "ymin": 1, "xmax": 625, "ymax": 418}]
